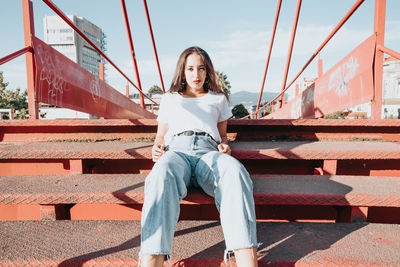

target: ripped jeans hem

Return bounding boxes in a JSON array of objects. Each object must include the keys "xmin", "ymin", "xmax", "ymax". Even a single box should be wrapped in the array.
[{"xmin": 224, "ymin": 243, "xmax": 261, "ymax": 263}]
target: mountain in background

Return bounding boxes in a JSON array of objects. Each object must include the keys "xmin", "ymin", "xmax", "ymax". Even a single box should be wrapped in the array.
[{"xmin": 228, "ymin": 91, "xmax": 287, "ymax": 108}]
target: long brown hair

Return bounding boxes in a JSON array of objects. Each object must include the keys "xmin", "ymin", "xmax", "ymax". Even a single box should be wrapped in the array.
[{"xmin": 169, "ymin": 46, "xmax": 227, "ymax": 98}]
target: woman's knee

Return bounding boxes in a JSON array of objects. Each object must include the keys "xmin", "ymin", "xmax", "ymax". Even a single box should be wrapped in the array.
[{"xmin": 149, "ymin": 152, "xmax": 183, "ymax": 177}]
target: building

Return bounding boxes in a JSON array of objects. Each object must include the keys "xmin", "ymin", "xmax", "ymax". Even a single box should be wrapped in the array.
[
  {"xmin": 382, "ymin": 57, "xmax": 400, "ymax": 119},
  {"xmin": 43, "ymin": 15, "xmax": 104, "ymax": 76},
  {"xmin": 42, "ymin": 15, "xmax": 105, "ymax": 119},
  {"xmin": 349, "ymin": 57, "xmax": 400, "ymax": 119}
]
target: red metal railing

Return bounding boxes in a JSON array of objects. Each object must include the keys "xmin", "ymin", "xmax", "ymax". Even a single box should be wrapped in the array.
[
  {"xmin": 0, "ymin": 47, "xmax": 32, "ymax": 66},
  {"xmin": 42, "ymin": 0, "xmax": 155, "ymax": 105},
  {"xmin": 120, "ymin": 0, "xmax": 145, "ymax": 109},
  {"xmin": 247, "ymin": 0, "xmax": 398, "ymax": 120},
  {"xmin": 3, "ymin": 0, "xmax": 166, "ymax": 119},
  {"xmin": 255, "ymin": 0, "xmax": 282, "ymax": 119},
  {"xmin": 142, "ymin": 0, "xmax": 166, "ymax": 94},
  {"xmin": 4, "ymin": 1, "xmax": 399, "ymax": 120}
]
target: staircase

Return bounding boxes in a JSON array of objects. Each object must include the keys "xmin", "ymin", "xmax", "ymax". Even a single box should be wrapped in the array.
[{"xmin": 1, "ymin": 119, "xmax": 400, "ymax": 266}]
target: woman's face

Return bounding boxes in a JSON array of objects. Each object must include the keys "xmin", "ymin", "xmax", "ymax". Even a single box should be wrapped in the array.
[{"xmin": 184, "ymin": 53, "xmax": 207, "ymax": 91}]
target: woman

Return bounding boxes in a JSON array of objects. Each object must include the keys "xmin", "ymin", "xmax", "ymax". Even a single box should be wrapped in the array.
[{"xmin": 139, "ymin": 46, "xmax": 258, "ymax": 266}]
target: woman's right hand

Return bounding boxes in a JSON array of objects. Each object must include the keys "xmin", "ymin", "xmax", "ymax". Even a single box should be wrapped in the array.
[{"xmin": 152, "ymin": 143, "xmax": 165, "ymax": 162}]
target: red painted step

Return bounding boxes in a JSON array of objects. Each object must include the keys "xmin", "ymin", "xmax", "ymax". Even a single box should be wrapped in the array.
[
  {"xmin": 1, "ymin": 140, "xmax": 399, "ymax": 176},
  {"xmin": 1, "ymin": 174, "xmax": 399, "ymax": 207},
  {"xmin": 1, "ymin": 140, "xmax": 399, "ymax": 160},
  {"xmin": 1, "ymin": 174, "xmax": 399, "ymax": 223},
  {"xmin": 1, "ymin": 119, "xmax": 399, "ymax": 142},
  {"xmin": 0, "ymin": 220, "xmax": 399, "ymax": 266}
]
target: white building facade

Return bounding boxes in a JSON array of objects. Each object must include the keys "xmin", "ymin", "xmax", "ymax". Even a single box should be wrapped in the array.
[
  {"xmin": 42, "ymin": 15, "xmax": 104, "ymax": 119},
  {"xmin": 382, "ymin": 57, "xmax": 400, "ymax": 119},
  {"xmin": 44, "ymin": 15, "xmax": 103, "ymax": 76}
]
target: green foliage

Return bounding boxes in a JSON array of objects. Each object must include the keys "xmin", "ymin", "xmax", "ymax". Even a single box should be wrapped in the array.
[
  {"xmin": 324, "ymin": 110, "xmax": 348, "ymax": 119},
  {"xmin": 148, "ymin": 85, "xmax": 163, "ymax": 95},
  {"xmin": 0, "ymin": 71, "xmax": 46, "ymax": 119},
  {"xmin": 262, "ymin": 105, "xmax": 272, "ymax": 117},
  {"xmin": 231, "ymin": 104, "xmax": 249, "ymax": 119},
  {"xmin": 215, "ymin": 71, "xmax": 231, "ymax": 97},
  {"xmin": 0, "ymin": 72, "xmax": 28, "ymax": 119}
]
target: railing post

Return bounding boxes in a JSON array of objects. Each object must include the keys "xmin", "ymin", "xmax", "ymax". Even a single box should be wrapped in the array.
[
  {"xmin": 120, "ymin": 0, "xmax": 146, "ymax": 109},
  {"xmin": 99, "ymin": 59, "xmax": 105, "ymax": 119},
  {"xmin": 22, "ymin": 0, "xmax": 38, "ymax": 119},
  {"xmin": 371, "ymin": 0, "xmax": 386, "ymax": 119},
  {"xmin": 279, "ymin": 0, "xmax": 302, "ymax": 108},
  {"xmin": 318, "ymin": 56, "xmax": 323, "ymax": 77},
  {"xmin": 126, "ymin": 83, "xmax": 130, "ymax": 98}
]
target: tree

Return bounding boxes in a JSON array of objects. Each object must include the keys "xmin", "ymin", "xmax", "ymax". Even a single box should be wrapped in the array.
[
  {"xmin": 324, "ymin": 110, "xmax": 349, "ymax": 119},
  {"xmin": 231, "ymin": 104, "xmax": 249, "ymax": 119},
  {"xmin": 0, "ymin": 72, "xmax": 28, "ymax": 119},
  {"xmin": 215, "ymin": 71, "xmax": 231, "ymax": 97},
  {"xmin": 0, "ymin": 71, "xmax": 46, "ymax": 119},
  {"xmin": 148, "ymin": 85, "xmax": 163, "ymax": 95}
]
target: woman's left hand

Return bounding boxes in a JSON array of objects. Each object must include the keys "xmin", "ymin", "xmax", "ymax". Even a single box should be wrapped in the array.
[{"xmin": 218, "ymin": 143, "xmax": 231, "ymax": 155}]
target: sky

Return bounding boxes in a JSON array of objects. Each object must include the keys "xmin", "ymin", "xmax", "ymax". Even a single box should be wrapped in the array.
[{"xmin": 1, "ymin": 0, "xmax": 400, "ymax": 102}]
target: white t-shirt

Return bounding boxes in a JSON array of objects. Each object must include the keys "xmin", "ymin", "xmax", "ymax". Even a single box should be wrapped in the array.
[{"xmin": 157, "ymin": 91, "xmax": 232, "ymax": 145}]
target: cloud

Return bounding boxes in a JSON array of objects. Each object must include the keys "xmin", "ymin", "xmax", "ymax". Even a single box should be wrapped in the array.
[
  {"xmin": 104, "ymin": 55, "xmax": 178, "ymax": 94},
  {"xmin": 196, "ymin": 23, "xmax": 374, "ymax": 94}
]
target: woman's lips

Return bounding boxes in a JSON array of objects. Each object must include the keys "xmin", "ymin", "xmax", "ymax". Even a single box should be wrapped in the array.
[{"xmin": 193, "ymin": 80, "xmax": 201, "ymax": 84}]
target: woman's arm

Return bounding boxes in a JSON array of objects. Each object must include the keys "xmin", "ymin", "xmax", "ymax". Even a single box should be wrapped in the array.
[
  {"xmin": 152, "ymin": 122, "xmax": 168, "ymax": 162},
  {"xmin": 217, "ymin": 120, "xmax": 231, "ymax": 155}
]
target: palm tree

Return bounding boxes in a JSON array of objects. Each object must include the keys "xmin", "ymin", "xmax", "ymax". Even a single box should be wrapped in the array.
[{"xmin": 215, "ymin": 71, "xmax": 231, "ymax": 97}]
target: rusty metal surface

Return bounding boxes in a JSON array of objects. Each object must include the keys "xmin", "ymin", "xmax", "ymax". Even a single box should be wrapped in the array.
[
  {"xmin": 32, "ymin": 37, "xmax": 155, "ymax": 119},
  {"xmin": 0, "ymin": 140, "xmax": 400, "ymax": 160},
  {"xmin": 1, "ymin": 174, "xmax": 399, "ymax": 207},
  {"xmin": 0, "ymin": 220, "xmax": 400, "ymax": 266}
]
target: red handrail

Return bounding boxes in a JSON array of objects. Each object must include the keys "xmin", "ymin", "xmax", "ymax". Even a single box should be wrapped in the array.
[
  {"xmin": 279, "ymin": 0, "xmax": 302, "ymax": 108},
  {"xmin": 0, "ymin": 47, "xmax": 32, "ymax": 66},
  {"xmin": 377, "ymin": 45, "xmax": 400, "ymax": 60},
  {"xmin": 120, "ymin": 0, "xmax": 146, "ymax": 108},
  {"xmin": 143, "ymin": 0, "xmax": 166, "ymax": 94},
  {"xmin": 245, "ymin": 0, "xmax": 366, "ymax": 119},
  {"xmin": 42, "ymin": 0, "xmax": 157, "ymax": 105},
  {"xmin": 255, "ymin": 0, "xmax": 282, "ymax": 119}
]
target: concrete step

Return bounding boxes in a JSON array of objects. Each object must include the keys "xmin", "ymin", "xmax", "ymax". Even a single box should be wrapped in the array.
[
  {"xmin": 1, "ymin": 140, "xmax": 399, "ymax": 176},
  {"xmin": 1, "ymin": 220, "xmax": 399, "ymax": 266},
  {"xmin": 1, "ymin": 119, "xmax": 399, "ymax": 142},
  {"xmin": 1, "ymin": 174, "xmax": 399, "ymax": 222}
]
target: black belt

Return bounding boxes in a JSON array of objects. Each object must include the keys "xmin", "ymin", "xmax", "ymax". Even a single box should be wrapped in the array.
[{"xmin": 175, "ymin": 130, "xmax": 216, "ymax": 142}]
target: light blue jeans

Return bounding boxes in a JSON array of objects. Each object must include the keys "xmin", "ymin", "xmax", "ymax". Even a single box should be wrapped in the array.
[{"xmin": 139, "ymin": 135, "xmax": 258, "ymax": 258}]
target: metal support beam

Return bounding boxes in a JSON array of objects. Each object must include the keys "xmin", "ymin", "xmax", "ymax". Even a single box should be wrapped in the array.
[
  {"xmin": 279, "ymin": 0, "xmax": 301, "ymax": 108},
  {"xmin": 256, "ymin": 0, "xmax": 282, "ymax": 118},
  {"xmin": 42, "ymin": 0, "xmax": 156, "ymax": 105},
  {"xmin": 22, "ymin": 0, "xmax": 38, "ymax": 119},
  {"xmin": 120, "ymin": 0, "xmax": 145, "ymax": 109},
  {"xmin": 371, "ymin": 0, "xmax": 386, "ymax": 119},
  {"xmin": 0, "ymin": 46, "xmax": 32, "ymax": 66},
  {"xmin": 143, "ymin": 0, "xmax": 166, "ymax": 93}
]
